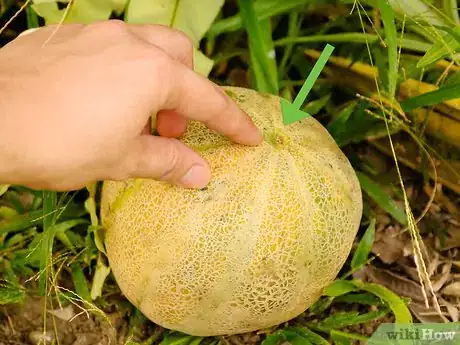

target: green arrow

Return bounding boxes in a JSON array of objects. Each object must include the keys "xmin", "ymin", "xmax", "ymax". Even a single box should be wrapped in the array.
[{"xmin": 281, "ymin": 43, "xmax": 335, "ymax": 125}]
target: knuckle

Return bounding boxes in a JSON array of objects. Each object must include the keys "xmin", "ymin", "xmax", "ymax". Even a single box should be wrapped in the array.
[
  {"xmin": 160, "ymin": 139, "xmax": 182, "ymax": 180},
  {"xmin": 86, "ymin": 19, "xmax": 128, "ymax": 36},
  {"xmin": 173, "ymin": 29, "xmax": 194, "ymax": 52},
  {"xmin": 143, "ymin": 50, "xmax": 175, "ymax": 102}
]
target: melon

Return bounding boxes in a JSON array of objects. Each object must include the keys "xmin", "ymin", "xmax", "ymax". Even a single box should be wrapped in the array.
[{"xmin": 100, "ymin": 87, "xmax": 363, "ymax": 336}]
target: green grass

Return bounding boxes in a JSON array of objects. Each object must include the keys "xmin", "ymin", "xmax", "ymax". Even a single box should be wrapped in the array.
[{"xmin": 1, "ymin": 0, "xmax": 460, "ymax": 344}]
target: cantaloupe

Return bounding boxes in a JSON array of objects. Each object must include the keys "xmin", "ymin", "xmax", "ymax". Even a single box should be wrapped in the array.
[{"xmin": 100, "ymin": 87, "xmax": 363, "ymax": 336}]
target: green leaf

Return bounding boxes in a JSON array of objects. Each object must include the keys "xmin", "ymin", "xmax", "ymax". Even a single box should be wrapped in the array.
[
  {"xmin": 308, "ymin": 296, "xmax": 334, "ymax": 315},
  {"xmin": 0, "ymin": 184, "xmax": 9, "ymax": 197},
  {"xmin": 33, "ymin": 0, "xmax": 113, "ymax": 24},
  {"xmin": 0, "ymin": 206, "xmax": 17, "ymax": 220},
  {"xmin": 401, "ymin": 81, "xmax": 460, "ymax": 112},
  {"xmin": 32, "ymin": 1, "xmax": 64, "ymax": 24},
  {"xmin": 324, "ymin": 280, "xmax": 358, "ymax": 297},
  {"xmin": 378, "ymin": 0, "xmax": 398, "ymax": 99},
  {"xmin": 89, "ymin": 225, "xmax": 107, "ymax": 255},
  {"xmin": 71, "ymin": 263, "xmax": 92, "ymax": 302},
  {"xmin": 327, "ymin": 102, "xmax": 357, "ymax": 137},
  {"xmin": 286, "ymin": 327, "xmax": 330, "ymax": 345},
  {"xmin": 330, "ymin": 331, "xmax": 352, "ymax": 345},
  {"xmin": 324, "ymin": 329, "xmax": 368, "ymax": 342},
  {"xmin": 334, "ymin": 292, "xmax": 382, "ymax": 305},
  {"xmin": 158, "ymin": 333, "xmax": 193, "ymax": 345},
  {"xmin": 418, "ymin": 27, "xmax": 460, "ymax": 68},
  {"xmin": 262, "ymin": 330, "xmax": 313, "ymax": 345},
  {"xmin": 85, "ymin": 184, "xmax": 99, "ymax": 226},
  {"xmin": 316, "ymin": 310, "xmax": 388, "ymax": 329},
  {"xmin": 38, "ymin": 191, "xmax": 57, "ymax": 295},
  {"xmin": 208, "ymin": 0, "xmax": 306, "ymax": 36},
  {"xmin": 112, "ymin": 0, "xmax": 128, "ymax": 15},
  {"xmin": 52, "ymin": 219, "xmax": 88, "ymax": 234},
  {"xmin": 443, "ymin": 0, "xmax": 460, "ymax": 23},
  {"xmin": 90, "ymin": 255, "xmax": 111, "ymax": 300},
  {"xmin": 248, "ymin": 17, "xmax": 279, "ymax": 94},
  {"xmin": 352, "ymin": 280, "xmax": 413, "ymax": 323},
  {"xmin": 435, "ymin": 25, "xmax": 460, "ymax": 45},
  {"xmin": 351, "ymin": 218, "xmax": 376, "ymax": 271},
  {"xmin": 445, "ymin": 71, "xmax": 460, "ymax": 86},
  {"xmin": 26, "ymin": 4, "xmax": 40, "ymax": 29},
  {"xmin": 189, "ymin": 338, "xmax": 204, "ymax": 345},
  {"xmin": 385, "ymin": 0, "xmax": 448, "ymax": 27},
  {"xmin": 303, "ymin": 94, "xmax": 331, "ymax": 116},
  {"xmin": 0, "ymin": 281, "xmax": 26, "ymax": 305},
  {"xmin": 239, "ymin": 0, "xmax": 278, "ymax": 94},
  {"xmin": 125, "ymin": 0, "xmax": 224, "ymax": 76},
  {"xmin": 356, "ymin": 172, "xmax": 407, "ymax": 225},
  {"xmin": 275, "ymin": 34, "xmax": 432, "ymax": 53}
]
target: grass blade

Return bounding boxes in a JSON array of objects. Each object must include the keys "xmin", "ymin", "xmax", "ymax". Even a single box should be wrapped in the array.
[
  {"xmin": 417, "ymin": 27, "xmax": 460, "ymax": 68},
  {"xmin": 314, "ymin": 310, "xmax": 388, "ymax": 330},
  {"xmin": 26, "ymin": 3, "xmax": 40, "ymax": 29},
  {"xmin": 70, "ymin": 263, "xmax": 91, "ymax": 302},
  {"xmin": 38, "ymin": 191, "xmax": 57, "ymax": 294},
  {"xmin": 262, "ymin": 330, "xmax": 313, "ymax": 345},
  {"xmin": 208, "ymin": 0, "xmax": 306, "ymax": 36},
  {"xmin": 356, "ymin": 171, "xmax": 407, "ymax": 225},
  {"xmin": 239, "ymin": 0, "xmax": 278, "ymax": 94},
  {"xmin": 351, "ymin": 218, "xmax": 376, "ymax": 271},
  {"xmin": 401, "ymin": 81, "xmax": 460, "ymax": 112},
  {"xmin": 378, "ymin": 0, "xmax": 398, "ymax": 99},
  {"xmin": 286, "ymin": 327, "xmax": 329, "ymax": 345},
  {"xmin": 443, "ymin": 0, "xmax": 460, "ymax": 23},
  {"xmin": 352, "ymin": 281, "xmax": 413, "ymax": 323},
  {"xmin": 90, "ymin": 254, "xmax": 111, "ymax": 300},
  {"xmin": 0, "ymin": 280, "xmax": 26, "ymax": 305},
  {"xmin": 278, "ymin": 11, "xmax": 302, "ymax": 78},
  {"xmin": 188, "ymin": 338, "xmax": 204, "ymax": 345},
  {"xmin": 274, "ymin": 34, "xmax": 432, "ymax": 53},
  {"xmin": 334, "ymin": 292, "xmax": 382, "ymax": 305},
  {"xmin": 249, "ymin": 17, "xmax": 278, "ymax": 93},
  {"xmin": 324, "ymin": 280, "xmax": 358, "ymax": 297},
  {"xmin": 330, "ymin": 332, "xmax": 352, "ymax": 345},
  {"xmin": 0, "ymin": 184, "xmax": 9, "ymax": 197}
]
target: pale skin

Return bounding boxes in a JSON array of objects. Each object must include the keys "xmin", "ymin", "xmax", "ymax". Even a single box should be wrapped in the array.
[{"xmin": 0, "ymin": 20, "xmax": 263, "ymax": 191}]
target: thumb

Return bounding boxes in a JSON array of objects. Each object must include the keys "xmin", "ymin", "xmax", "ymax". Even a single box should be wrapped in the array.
[{"xmin": 117, "ymin": 135, "xmax": 211, "ymax": 189}]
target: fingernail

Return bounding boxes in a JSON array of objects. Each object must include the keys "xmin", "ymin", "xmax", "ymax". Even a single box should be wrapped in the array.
[{"xmin": 179, "ymin": 164, "xmax": 209, "ymax": 189}]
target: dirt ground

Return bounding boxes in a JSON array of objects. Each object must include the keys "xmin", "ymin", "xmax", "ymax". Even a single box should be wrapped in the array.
[{"xmin": 0, "ymin": 296, "xmax": 126, "ymax": 345}]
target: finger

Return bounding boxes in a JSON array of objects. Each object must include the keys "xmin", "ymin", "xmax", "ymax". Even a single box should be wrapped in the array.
[
  {"xmin": 15, "ymin": 23, "xmax": 85, "ymax": 45},
  {"xmin": 155, "ymin": 110, "xmax": 188, "ymax": 138},
  {"xmin": 114, "ymin": 135, "xmax": 211, "ymax": 189},
  {"xmin": 150, "ymin": 55, "xmax": 263, "ymax": 146},
  {"xmin": 127, "ymin": 24, "xmax": 194, "ymax": 68},
  {"xmin": 127, "ymin": 24, "xmax": 194, "ymax": 138}
]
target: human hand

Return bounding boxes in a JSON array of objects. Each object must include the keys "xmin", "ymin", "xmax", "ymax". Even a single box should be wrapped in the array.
[{"xmin": 0, "ymin": 20, "xmax": 262, "ymax": 191}]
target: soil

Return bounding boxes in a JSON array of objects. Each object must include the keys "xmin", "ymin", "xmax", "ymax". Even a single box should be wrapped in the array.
[{"xmin": 0, "ymin": 296, "xmax": 126, "ymax": 345}]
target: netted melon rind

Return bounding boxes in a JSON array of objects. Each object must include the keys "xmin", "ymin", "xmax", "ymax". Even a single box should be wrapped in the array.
[{"xmin": 100, "ymin": 87, "xmax": 363, "ymax": 336}]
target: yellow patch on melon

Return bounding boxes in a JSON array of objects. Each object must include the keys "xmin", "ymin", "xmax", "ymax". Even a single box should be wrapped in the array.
[{"xmin": 100, "ymin": 87, "xmax": 363, "ymax": 336}]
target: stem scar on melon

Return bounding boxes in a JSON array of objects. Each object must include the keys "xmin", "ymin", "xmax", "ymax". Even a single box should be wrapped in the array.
[{"xmin": 100, "ymin": 87, "xmax": 363, "ymax": 337}]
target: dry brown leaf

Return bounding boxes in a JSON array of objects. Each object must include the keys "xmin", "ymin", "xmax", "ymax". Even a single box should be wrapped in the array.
[
  {"xmin": 372, "ymin": 226, "xmax": 408, "ymax": 264},
  {"xmin": 369, "ymin": 135, "xmax": 460, "ymax": 195},
  {"xmin": 431, "ymin": 262, "xmax": 453, "ymax": 292},
  {"xmin": 441, "ymin": 281, "xmax": 460, "ymax": 297},
  {"xmin": 439, "ymin": 297, "xmax": 459, "ymax": 322},
  {"xmin": 437, "ymin": 225, "xmax": 460, "ymax": 250},
  {"xmin": 410, "ymin": 302, "xmax": 450, "ymax": 323},
  {"xmin": 364, "ymin": 266, "xmax": 426, "ymax": 303},
  {"xmin": 47, "ymin": 305, "xmax": 75, "ymax": 322},
  {"xmin": 424, "ymin": 184, "xmax": 460, "ymax": 220}
]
